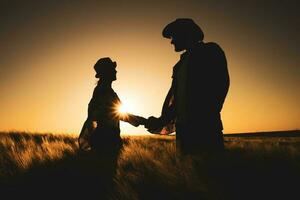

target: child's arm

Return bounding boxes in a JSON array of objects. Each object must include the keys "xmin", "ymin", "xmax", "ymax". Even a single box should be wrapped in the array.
[
  {"xmin": 120, "ymin": 113, "xmax": 147, "ymax": 127},
  {"xmin": 115, "ymin": 95, "xmax": 146, "ymax": 127}
]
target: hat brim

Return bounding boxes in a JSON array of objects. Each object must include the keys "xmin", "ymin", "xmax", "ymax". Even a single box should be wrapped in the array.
[{"xmin": 162, "ymin": 19, "xmax": 203, "ymax": 41}]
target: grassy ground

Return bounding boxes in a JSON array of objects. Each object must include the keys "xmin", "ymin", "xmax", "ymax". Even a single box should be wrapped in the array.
[{"xmin": 0, "ymin": 131, "xmax": 299, "ymax": 200}]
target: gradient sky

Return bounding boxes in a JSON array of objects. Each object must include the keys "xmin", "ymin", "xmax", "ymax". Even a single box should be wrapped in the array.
[{"xmin": 0, "ymin": 0, "xmax": 299, "ymax": 135}]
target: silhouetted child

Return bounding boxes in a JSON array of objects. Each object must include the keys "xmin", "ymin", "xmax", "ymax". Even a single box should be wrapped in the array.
[
  {"xmin": 79, "ymin": 57, "xmax": 146, "ymax": 152},
  {"xmin": 78, "ymin": 57, "xmax": 146, "ymax": 196}
]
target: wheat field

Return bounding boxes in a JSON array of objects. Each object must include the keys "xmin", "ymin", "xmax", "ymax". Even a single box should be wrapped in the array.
[{"xmin": 1, "ymin": 131, "xmax": 300, "ymax": 200}]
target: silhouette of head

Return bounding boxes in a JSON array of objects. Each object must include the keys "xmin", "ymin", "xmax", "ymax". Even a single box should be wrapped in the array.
[
  {"xmin": 94, "ymin": 57, "xmax": 117, "ymax": 81},
  {"xmin": 162, "ymin": 18, "xmax": 204, "ymax": 52}
]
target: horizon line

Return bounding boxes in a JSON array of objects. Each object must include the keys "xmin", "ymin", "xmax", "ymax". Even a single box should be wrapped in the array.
[{"xmin": 0, "ymin": 129, "xmax": 299, "ymax": 135}]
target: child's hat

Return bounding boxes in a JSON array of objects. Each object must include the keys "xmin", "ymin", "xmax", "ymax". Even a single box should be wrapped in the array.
[{"xmin": 94, "ymin": 57, "xmax": 117, "ymax": 78}]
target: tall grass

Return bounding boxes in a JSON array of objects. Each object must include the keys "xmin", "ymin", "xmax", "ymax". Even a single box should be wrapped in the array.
[
  {"xmin": 0, "ymin": 131, "xmax": 299, "ymax": 200},
  {"xmin": 0, "ymin": 132, "xmax": 77, "ymax": 177}
]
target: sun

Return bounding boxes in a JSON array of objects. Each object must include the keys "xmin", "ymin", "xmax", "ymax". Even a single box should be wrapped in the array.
[
  {"xmin": 117, "ymin": 101, "xmax": 135, "ymax": 115},
  {"xmin": 118, "ymin": 103, "xmax": 129, "ymax": 115}
]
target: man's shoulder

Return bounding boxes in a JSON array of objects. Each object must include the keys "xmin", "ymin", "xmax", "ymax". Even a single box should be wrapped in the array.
[
  {"xmin": 189, "ymin": 42, "xmax": 222, "ymax": 54},
  {"xmin": 196, "ymin": 42, "xmax": 226, "ymax": 60},
  {"xmin": 187, "ymin": 42, "xmax": 221, "ymax": 59},
  {"xmin": 203, "ymin": 42, "xmax": 224, "ymax": 53}
]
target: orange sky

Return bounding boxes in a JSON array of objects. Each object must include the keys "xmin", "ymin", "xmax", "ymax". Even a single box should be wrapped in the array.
[{"xmin": 0, "ymin": 1, "xmax": 299, "ymax": 135}]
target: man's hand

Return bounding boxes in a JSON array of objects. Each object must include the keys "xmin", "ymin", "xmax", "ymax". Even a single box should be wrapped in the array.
[
  {"xmin": 145, "ymin": 116, "xmax": 163, "ymax": 133},
  {"xmin": 129, "ymin": 115, "xmax": 147, "ymax": 127}
]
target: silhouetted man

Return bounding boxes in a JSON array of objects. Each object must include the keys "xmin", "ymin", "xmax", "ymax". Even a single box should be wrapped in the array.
[{"xmin": 145, "ymin": 18, "xmax": 230, "ymax": 155}]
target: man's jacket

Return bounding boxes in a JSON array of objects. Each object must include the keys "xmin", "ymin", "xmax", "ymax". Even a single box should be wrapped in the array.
[{"xmin": 159, "ymin": 42, "xmax": 230, "ymax": 136}]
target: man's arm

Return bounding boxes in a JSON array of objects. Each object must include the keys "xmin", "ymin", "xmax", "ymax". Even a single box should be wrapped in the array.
[
  {"xmin": 160, "ymin": 85, "xmax": 176, "ymax": 125},
  {"xmin": 145, "ymin": 84, "xmax": 176, "ymax": 133}
]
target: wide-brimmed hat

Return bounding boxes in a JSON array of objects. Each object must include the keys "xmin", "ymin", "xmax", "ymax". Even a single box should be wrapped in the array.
[
  {"xmin": 94, "ymin": 57, "xmax": 117, "ymax": 78},
  {"xmin": 162, "ymin": 18, "xmax": 204, "ymax": 42}
]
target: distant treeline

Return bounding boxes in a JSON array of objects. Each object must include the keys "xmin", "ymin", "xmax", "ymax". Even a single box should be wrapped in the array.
[{"xmin": 224, "ymin": 130, "xmax": 300, "ymax": 137}]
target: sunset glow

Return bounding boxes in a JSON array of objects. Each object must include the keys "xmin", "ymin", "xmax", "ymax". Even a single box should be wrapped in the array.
[{"xmin": 0, "ymin": 1, "xmax": 299, "ymax": 135}]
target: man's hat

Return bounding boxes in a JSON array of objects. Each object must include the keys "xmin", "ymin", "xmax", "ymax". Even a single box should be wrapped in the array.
[
  {"xmin": 94, "ymin": 57, "xmax": 117, "ymax": 78},
  {"xmin": 162, "ymin": 18, "xmax": 204, "ymax": 42}
]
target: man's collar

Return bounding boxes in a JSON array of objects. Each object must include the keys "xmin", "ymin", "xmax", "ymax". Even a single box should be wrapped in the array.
[
  {"xmin": 187, "ymin": 41, "xmax": 204, "ymax": 52},
  {"xmin": 180, "ymin": 42, "xmax": 204, "ymax": 59},
  {"xmin": 180, "ymin": 51, "xmax": 187, "ymax": 59}
]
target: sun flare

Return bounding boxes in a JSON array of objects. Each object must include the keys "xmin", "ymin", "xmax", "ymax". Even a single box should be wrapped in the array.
[
  {"xmin": 117, "ymin": 101, "xmax": 134, "ymax": 115},
  {"xmin": 118, "ymin": 104, "xmax": 128, "ymax": 114}
]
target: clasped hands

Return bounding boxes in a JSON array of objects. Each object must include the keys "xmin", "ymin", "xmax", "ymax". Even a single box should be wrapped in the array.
[{"xmin": 131, "ymin": 115, "xmax": 163, "ymax": 134}]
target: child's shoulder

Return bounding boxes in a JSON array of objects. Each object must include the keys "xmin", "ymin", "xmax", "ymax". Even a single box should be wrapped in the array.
[
  {"xmin": 93, "ymin": 84, "xmax": 104, "ymax": 93},
  {"xmin": 111, "ymin": 89, "xmax": 120, "ymax": 99},
  {"xmin": 94, "ymin": 86, "xmax": 119, "ymax": 98}
]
